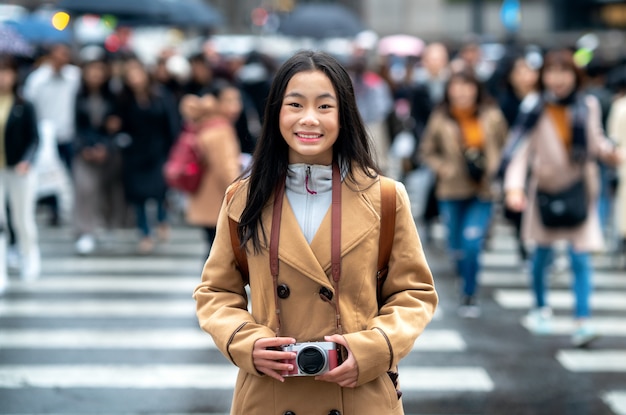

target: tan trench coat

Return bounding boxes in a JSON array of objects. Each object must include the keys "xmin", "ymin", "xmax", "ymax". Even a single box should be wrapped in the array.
[
  {"xmin": 193, "ymin": 169, "xmax": 438, "ymax": 415},
  {"xmin": 419, "ymin": 105, "xmax": 508, "ymax": 201},
  {"xmin": 185, "ymin": 117, "xmax": 241, "ymax": 227},
  {"xmin": 607, "ymin": 95, "xmax": 626, "ymax": 238},
  {"xmin": 504, "ymin": 95, "xmax": 617, "ymax": 251}
]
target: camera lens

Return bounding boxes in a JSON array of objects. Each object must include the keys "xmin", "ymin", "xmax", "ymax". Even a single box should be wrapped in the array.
[{"xmin": 297, "ymin": 345, "xmax": 327, "ymax": 375}]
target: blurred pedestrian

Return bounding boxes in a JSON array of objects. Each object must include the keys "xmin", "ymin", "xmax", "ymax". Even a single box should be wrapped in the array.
[
  {"xmin": 23, "ymin": 43, "xmax": 80, "ymax": 226},
  {"xmin": 0, "ymin": 54, "xmax": 40, "ymax": 293},
  {"xmin": 117, "ymin": 58, "xmax": 180, "ymax": 254},
  {"xmin": 504, "ymin": 48, "xmax": 624, "ymax": 347},
  {"xmin": 497, "ymin": 52, "xmax": 542, "ymax": 265},
  {"xmin": 72, "ymin": 51, "xmax": 126, "ymax": 255},
  {"xmin": 184, "ymin": 52, "xmax": 214, "ymax": 96},
  {"xmin": 184, "ymin": 82, "xmax": 242, "ymax": 256},
  {"xmin": 607, "ymin": 77, "xmax": 626, "ymax": 263},
  {"xmin": 349, "ymin": 53, "xmax": 394, "ymax": 174},
  {"xmin": 420, "ymin": 68, "xmax": 508, "ymax": 317},
  {"xmin": 193, "ymin": 50, "xmax": 437, "ymax": 415}
]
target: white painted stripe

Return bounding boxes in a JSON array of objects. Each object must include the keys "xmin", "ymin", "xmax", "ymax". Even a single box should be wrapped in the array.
[
  {"xmin": 494, "ymin": 289, "xmax": 626, "ymax": 310},
  {"xmin": 8, "ymin": 277, "xmax": 200, "ymax": 294},
  {"xmin": 0, "ymin": 329, "xmax": 463, "ymax": 351},
  {"xmin": 413, "ymin": 330, "xmax": 466, "ymax": 351},
  {"xmin": 479, "ymin": 251, "xmax": 522, "ymax": 268},
  {"xmin": 481, "ymin": 271, "xmax": 626, "ymax": 288},
  {"xmin": 557, "ymin": 350, "xmax": 626, "ymax": 372},
  {"xmin": 603, "ymin": 391, "xmax": 626, "ymax": 415},
  {"xmin": 520, "ymin": 317, "xmax": 626, "ymax": 336},
  {"xmin": 0, "ymin": 365, "xmax": 493, "ymax": 391},
  {"xmin": 41, "ymin": 258, "xmax": 204, "ymax": 274},
  {"xmin": 0, "ymin": 299, "xmax": 196, "ymax": 318}
]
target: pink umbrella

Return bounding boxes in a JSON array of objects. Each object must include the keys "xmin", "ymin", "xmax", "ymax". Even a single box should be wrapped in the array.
[{"xmin": 377, "ymin": 34, "xmax": 425, "ymax": 57}]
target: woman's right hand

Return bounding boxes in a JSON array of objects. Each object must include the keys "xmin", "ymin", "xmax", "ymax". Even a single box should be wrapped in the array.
[
  {"xmin": 252, "ymin": 337, "xmax": 297, "ymax": 382},
  {"xmin": 506, "ymin": 189, "xmax": 527, "ymax": 212}
]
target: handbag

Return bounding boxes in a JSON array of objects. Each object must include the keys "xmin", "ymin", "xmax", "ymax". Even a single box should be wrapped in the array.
[
  {"xmin": 463, "ymin": 147, "xmax": 486, "ymax": 183},
  {"xmin": 536, "ymin": 179, "xmax": 588, "ymax": 228}
]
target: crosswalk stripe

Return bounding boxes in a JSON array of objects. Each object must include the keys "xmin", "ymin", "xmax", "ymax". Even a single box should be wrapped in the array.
[
  {"xmin": 0, "ymin": 329, "xmax": 464, "ymax": 351},
  {"xmin": 0, "ymin": 365, "xmax": 493, "ymax": 391},
  {"xmin": 520, "ymin": 316, "xmax": 626, "ymax": 336},
  {"xmin": 0, "ymin": 299, "xmax": 196, "ymax": 317},
  {"xmin": 493, "ymin": 289, "xmax": 626, "ymax": 310},
  {"xmin": 481, "ymin": 271, "xmax": 626, "ymax": 288},
  {"xmin": 8, "ymin": 277, "xmax": 200, "ymax": 294},
  {"xmin": 40, "ymin": 258, "xmax": 204, "ymax": 274},
  {"xmin": 556, "ymin": 350, "xmax": 626, "ymax": 372},
  {"xmin": 603, "ymin": 391, "xmax": 626, "ymax": 415}
]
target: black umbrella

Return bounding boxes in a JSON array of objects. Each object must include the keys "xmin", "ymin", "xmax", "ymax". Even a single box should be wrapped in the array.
[
  {"xmin": 278, "ymin": 3, "xmax": 365, "ymax": 39},
  {"xmin": 56, "ymin": 0, "xmax": 168, "ymax": 22},
  {"xmin": 157, "ymin": 0, "xmax": 224, "ymax": 29}
]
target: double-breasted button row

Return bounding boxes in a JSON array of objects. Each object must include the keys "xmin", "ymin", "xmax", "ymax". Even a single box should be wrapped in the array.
[
  {"xmin": 282, "ymin": 411, "xmax": 340, "ymax": 415},
  {"xmin": 277, "ymin": 284, "xmax": 290, "ymax": 299},
  {"xmin": 319, "ymin": 286, "xmax": 333, "ymax": 301}
]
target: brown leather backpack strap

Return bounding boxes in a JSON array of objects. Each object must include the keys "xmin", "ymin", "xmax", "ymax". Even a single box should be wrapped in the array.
[
  {"xmin": 226, "ymin": 182, "xmax": 249, "ymax": 283},
  {"xmin": 377, "ymin": 176, "xmax": 396, "ymax": 308}
]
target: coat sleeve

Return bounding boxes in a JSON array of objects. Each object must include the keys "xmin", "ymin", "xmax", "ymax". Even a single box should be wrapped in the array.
[
  {"xmin": 343, "ymin": 182, "xmax": 438, "ymax": 386},
  {"xmin": 503, "ymin": 134, "xmax": 532, "ymax": 192},
  {"xmin": 20, "ymin": 101, "xmax": 40, "ymax": 164},
  {"xmin": 585, "ymin": 95, "xmax": 618, "ymax": 162},
  {"xmin": 201, "ymin": 124, "xmax": 241, "ymax": 190},
  {"xmin": 193, "ymin": 189, "xmax": 275, "ymax": 376}
]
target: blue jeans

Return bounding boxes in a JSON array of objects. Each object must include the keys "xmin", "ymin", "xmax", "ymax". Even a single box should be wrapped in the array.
[
  {"xmin": 134, "ymin": 199, "xmax": 167, "ymax": 237},
  {"xmin": 439, "ymin": 198, "xmax": 493, "ymax": 297},
  {"xmin": 531, "ymin": 245, "xmax": 592, "ymax": 318}
]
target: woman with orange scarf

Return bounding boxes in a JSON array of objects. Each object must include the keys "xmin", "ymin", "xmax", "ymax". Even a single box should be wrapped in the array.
[{"xmin": 420, "ymin": 68, "xmax": 507, "ymax": 317}]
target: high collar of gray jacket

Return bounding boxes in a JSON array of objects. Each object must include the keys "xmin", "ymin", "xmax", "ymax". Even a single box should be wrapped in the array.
[{"xmin": 285, "ymin": 163, "xmax": 332, "ymax": 244}]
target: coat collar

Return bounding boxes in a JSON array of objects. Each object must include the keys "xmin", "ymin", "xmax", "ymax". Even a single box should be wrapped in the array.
[{"xmin": 228, "ymin": 169, "xmax": 380, "ymax": 287}]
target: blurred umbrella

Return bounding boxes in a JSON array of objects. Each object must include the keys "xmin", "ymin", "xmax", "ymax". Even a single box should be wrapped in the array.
[
  {"xmin": 278, "ymin": 4, "xmax": 364, "ymax": 39},
  {"xmin": 157, "ymin": 0, "xmax": 224, "ymax": 29},
  {"xmin": 56, "ymin": 0, "xmax": 168, "ymax": 22},
  {"xmin": 377, "ymin": 34, "xmax": 425, "ymax": 57},
  {"xmin": 5, "ymin": 15, "xmax": 72, "ymax": 45},
  {"xmin": 0, "ymin": 23, "xmax": 34, "ymax": 57}
]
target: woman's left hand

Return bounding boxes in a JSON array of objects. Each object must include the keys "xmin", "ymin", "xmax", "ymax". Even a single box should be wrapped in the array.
[{"xmin": 315, "ymin": 334, "xmax": 358, "ymax": 388}]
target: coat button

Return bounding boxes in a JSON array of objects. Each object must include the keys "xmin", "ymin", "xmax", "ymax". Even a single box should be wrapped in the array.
[
  {"xmin": 319, "ymin": 286, "xmax": 333, "ymax": 301},
  {"xmin": 277, "ymin": 284, "xmax": 290, "ymax": 299},
  {"xmin": 283, "ymin": 412, "xmax": 296, "ymax": 415},
  {"xmin": 328, "ymin": 410, "xmax": 341, "ymax": 415}
]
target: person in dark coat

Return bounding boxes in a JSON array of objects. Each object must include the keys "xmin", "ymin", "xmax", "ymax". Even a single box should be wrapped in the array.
[
  {"xmin": 72, "ymin": 53, "xmax": 127, "ymax": 255},
  {"xmin": 117, "ymin": 57, "xmax": 180, "ymax": 254},
  {"xmin": 0, "ymin": 54, "xmax": 40, "ymax": 292}
]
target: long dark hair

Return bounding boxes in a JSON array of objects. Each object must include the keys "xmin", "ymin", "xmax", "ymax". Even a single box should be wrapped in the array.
[
  {"xmin": 0, "ymin": 54, "xmax": 20, "ymax": 95},
  {"xmin": 239, "ymin": 50, "xmax": 379, "ymax": 253}
]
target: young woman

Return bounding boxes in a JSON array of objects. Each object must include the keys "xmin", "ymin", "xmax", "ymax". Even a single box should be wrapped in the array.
[
  {"xmin": 193, "ymin": 50, "xmax": 437, "ymax": 415},
  {"xmin": 419, "ymin": 67, "xmax": 508, "ymax": 317},
  {"xmin": 184, "ymin": 82, "xmax": 243, "ymax": 255},
  {"xmin": 504, "ymin": 48, "xmax": 623, "ymax": 347},
  {"xmin": 0, "ymin": 54, "xmax": 40, "ymax": 293},
  {"xmin": 73, "ymin": 55, "xmax": 126, "ymax": 255},
  {"xmin": 117, "ymin": 57, "xmax": 180, "ymax": 254}
]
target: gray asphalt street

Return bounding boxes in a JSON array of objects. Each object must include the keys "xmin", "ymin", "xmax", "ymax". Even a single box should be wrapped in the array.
[{"xmin": 0, "ymin": 215, "xmax": 625, "ymax": 415}]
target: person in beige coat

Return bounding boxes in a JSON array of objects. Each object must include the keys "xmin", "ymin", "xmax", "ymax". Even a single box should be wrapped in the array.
[
  {"xmin": 193, "ymin": 50, "xmax": 438, "ymax": 415},
  {"xmin": 420, "ymin": 67, "xmax": 507, "ymax": 318},
  {"xmin": 607, "ymin": 89, "xmax": 626, "ymax": 259},
  {"xmin": 504, "ymin": 49, "xmax": 623, "ymax": 347},
  {"xmin": 184, "ymin": 83, "xmax": 242, "ymax": 256}
]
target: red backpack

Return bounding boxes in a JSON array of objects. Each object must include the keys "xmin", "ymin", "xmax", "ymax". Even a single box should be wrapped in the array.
[{"xmin": 163, "ymin": 124, "xmax": 204, "ymax": 193}]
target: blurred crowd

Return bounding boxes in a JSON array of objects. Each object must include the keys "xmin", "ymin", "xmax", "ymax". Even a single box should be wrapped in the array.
[{"xmin": 0, "ymin": 36, "xmax": 625, "ymax": 334}]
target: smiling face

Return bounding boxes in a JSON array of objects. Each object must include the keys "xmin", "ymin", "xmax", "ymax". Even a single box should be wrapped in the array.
[
  {"xmin": 279, "ymin": 70, "xmax": 339, "ymax": 165},
  {"xmin": 542, "ymin": 64, "xmax": 576, "ymax": 99}
]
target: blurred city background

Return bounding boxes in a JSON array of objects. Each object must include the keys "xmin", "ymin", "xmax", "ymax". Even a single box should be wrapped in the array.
[{"xmin": 0, "ymin": 0, "xmax": 625, "ymax": 414}]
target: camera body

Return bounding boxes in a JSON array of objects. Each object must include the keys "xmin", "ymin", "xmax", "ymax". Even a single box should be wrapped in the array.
[{"xmin": 281, "ymin": 341, "xmax": 340, "ymax": 377}]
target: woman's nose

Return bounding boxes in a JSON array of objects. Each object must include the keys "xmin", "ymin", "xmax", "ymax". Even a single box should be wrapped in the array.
[{"xmin": 299, "ymin": 110, "xmax": 320, "ymax": 126}]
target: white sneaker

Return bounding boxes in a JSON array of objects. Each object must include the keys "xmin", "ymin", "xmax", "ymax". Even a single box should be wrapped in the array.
[
  {"xmin": 524, "ymin": 307, "xmax": 553, "ymax": 335},
  {"xmin": 75, "ymin": 234, "xmax": 96, "ymax": 255},
  {"xmin": 572, "ymin": 323, "xmax": 600, "ymax": 348}
]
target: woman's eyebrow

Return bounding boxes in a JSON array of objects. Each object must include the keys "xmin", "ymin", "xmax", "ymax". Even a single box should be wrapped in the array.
[{"xmin": 284, "ymin": 91, "xmax": 337, "ymax": 101}]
